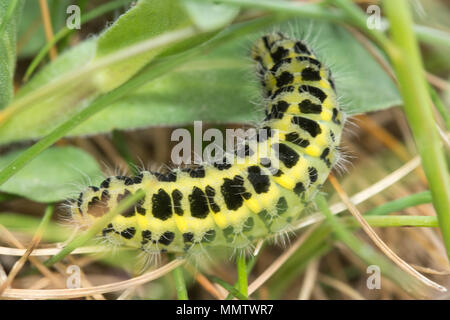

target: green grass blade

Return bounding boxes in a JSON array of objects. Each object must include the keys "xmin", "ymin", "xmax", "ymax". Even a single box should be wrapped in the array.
[
  {"xmin": 44, "ymin": 189, "xmax": 145, "ymax": 267},
  {"xmin": 211, "ymin": 276, "xmax": 248, "ymax": 300},
  {"xmin": 383, "ymin": 0, "xmax": 450, "ymax": 261},
  {"xmin": 364, "ymin": 191, "xmax": 432, "ymax": 216},
  {"xmin": 236, "ymin": 254, "xmax": 248, "ymax": 298}
]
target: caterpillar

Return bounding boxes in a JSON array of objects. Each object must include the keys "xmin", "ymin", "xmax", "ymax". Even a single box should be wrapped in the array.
[{"xmin": 70, "ymin": 32, "xmax": 344, "ymax": 255}]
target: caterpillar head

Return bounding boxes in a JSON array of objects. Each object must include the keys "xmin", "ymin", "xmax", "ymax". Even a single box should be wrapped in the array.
[{"xmin": 71, "ymin": 186, "xmax": 110, "ymax": 229}]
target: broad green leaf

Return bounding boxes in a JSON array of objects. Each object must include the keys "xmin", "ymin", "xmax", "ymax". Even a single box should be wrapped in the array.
[
  {"xmin": 0, "ymin": 0, "xmax": 24, "ymax": 109},
  {"xmin": 0, "ymin": 146, "xmax": 104, "ymax": 202}
]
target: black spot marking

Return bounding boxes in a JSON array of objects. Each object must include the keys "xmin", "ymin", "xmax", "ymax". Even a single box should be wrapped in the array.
[
  {"xmin": 183, "ymin": 166, "xmax": 205, "ymax": 178},
  {"xmin": 294, "ymin": 182, "xmax": 305, "ymax": 195},
  {"xmin": 101, "ymin": 190, "xmax": 110, "ymax": 202},
  {"xmin": 136, "ymin": 196, "xmax": 146, "ymax": 215},
  {"xmin": 201, "ymin": 230, "xmax": 216, "ymax": 243},
  {"xmin": 116, "ymin": 175, "xmax": 133, "ymax": 186},
  {"xmin": 298, "ymin": 99, "xmax": 322, "ymax": 114},
  {"xmin": 262, "ymin": 36, "xmax": 271, "ymax": 52},
  {"xmin": 100, "ymin": 178, "xmax": 111, "ymax": 189},
  {"xmin": 271, "ymin": 45, "xmax": 289, "ymax": 61},
  {"xmin": 152, "ymin": 189, "xmax": 172, "ymax": 220},
  {"xmin": 77, "ymin": 192, "xmax": 83, "ymax": 213},
  {"xmin": 141, "ymin": 230, "xmax": 152, "ymax": 245},
  {"xmin": 291, "ymin": 116, "xmax": 322, "ymax": 137},
  {"xmin": 320, "ymin": 147, "xmax": 332, "ymax": 168},
  {"xmin": 213, "ymin": 157, "xmax": 232, "ymax": 170},
  {"xmin": 183, "ymin": 232, "xmax": 194, "ymax": 243},
  {"xmin": 330, "ymin": 130, "xmax": 336, "ymax": 142},
  {"xmin": 257, "ymin": 126, "xmax": 274, "ymax": 142},
  {"xmin": 158, "ymin": 231, "xmax": 175, "ymax": 246},
  {"xmin": 133, "ymin": 173, "xmax": 143, "ymax": 184},
  {"xmin": 102, "ymin": 223, "xmax": 114, "ymax": 236},
  {"xmin": 276, "ymin": 71, "xmax": 294, "ymax": 87},
  {"xmin": 308, "ymin": 167, "xmax": 318, "ymax": 184},
  {"xmin": 293, "ymin": 41, "xmax": 311, "ymax": 54},
  {"xmin": 270, "ymin": 85, "xmax": 294, "ymax": 100},
  {"xmin": 243, "ymin": 217, "xmax": 254, "ymax": 232},
  {"xmin": 266, "ymin": 100, "xmax": 289, "ymax": 120},
  {"xmin": 235, "ymin": 144, "xmax": 254, "ymax": 158},
  {"xmin": 272, "ymin": 143, "xmax": 300, "ymax": 168},
  {"xmin": 205, "ymin": 186, "xmax": 220, "ymax": 213},
  {"xmin": 189, "ymin": 187, "xmax": 209, "ymax": 219},
  {"xmin": 299, "ymin": 85, "xmax": 327, "ymax": 102},
  {"xmin": 270, "ymin": 58, "xmax": 292, "ymax": 73},
  {"xmin": 153, "ymin": 171, "xmax": 177, "ymax": 182},
  {"xmin": 332, "ymin": 108, "xmax": 341, "ymax": 125},
  {"xmin": 89, "ymin": 186, "xmax": 99, "ymax": 192},
  {"xmin": 301, "ymin": 67, "xmax": 321, "ymax": 81},
  {"xmin": 221, "ymin": 175, "xmax": 248, "ymax": 211},
  {"xmin": 285, "ymin": 132, "xmax": 310, "ymax": 148},
  {"xmin": 120, "ymin": 227, "xmax": 136, "ymax": 239},
  {"xmin": 329, "ymin": 72, "xmax": 336, "ymax": 91},
  {"xmin": 247, "ymin": 166, "xmax": 270, "ymax": 194},
  {"xmin": 172, "ymin": 189, "xmax": 184, "ymax": 215}
]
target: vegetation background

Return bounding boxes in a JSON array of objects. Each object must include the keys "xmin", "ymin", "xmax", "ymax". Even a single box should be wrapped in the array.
[{"xmin": 0, "ymin": 0, "xmax": 449, "ymax": 300}]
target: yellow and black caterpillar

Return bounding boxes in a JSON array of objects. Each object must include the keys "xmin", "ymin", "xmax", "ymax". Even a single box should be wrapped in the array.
[{"xmin": 71, "ymin": 33, "xmax": 344, "ymax": 254}]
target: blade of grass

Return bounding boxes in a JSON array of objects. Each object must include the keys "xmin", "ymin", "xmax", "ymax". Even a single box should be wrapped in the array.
[
  {"xmin": 364, "ymin": 191, "xmax": 432, "ymax": 216},
  {"xmin": 44, "ymin": 189, "xmax": 144, "ymax": 267},
  {"xmin": 383, "ymin": 0, "xmax": 450, "ymax": 261},
  {"xmin": 343, "ymin": 215, "xmax": 438, "ymax": 228}
]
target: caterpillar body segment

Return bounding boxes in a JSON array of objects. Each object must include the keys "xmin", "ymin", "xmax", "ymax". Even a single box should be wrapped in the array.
[{"xmin": 71, "ymin": 33, "xmax": 344, "ymax": 255}]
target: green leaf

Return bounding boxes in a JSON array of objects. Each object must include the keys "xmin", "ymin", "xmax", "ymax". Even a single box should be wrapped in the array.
[
  {"xmin": 0, "ymin": 146, "xmax": 104, "ymax": 202},
  {"xmin": 0, "ymin": 0, "xmax": 24, "ymax": 109},
  {"xmin": 94, "ymin": 0, "xmax": 194, "ymax": 92}
]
